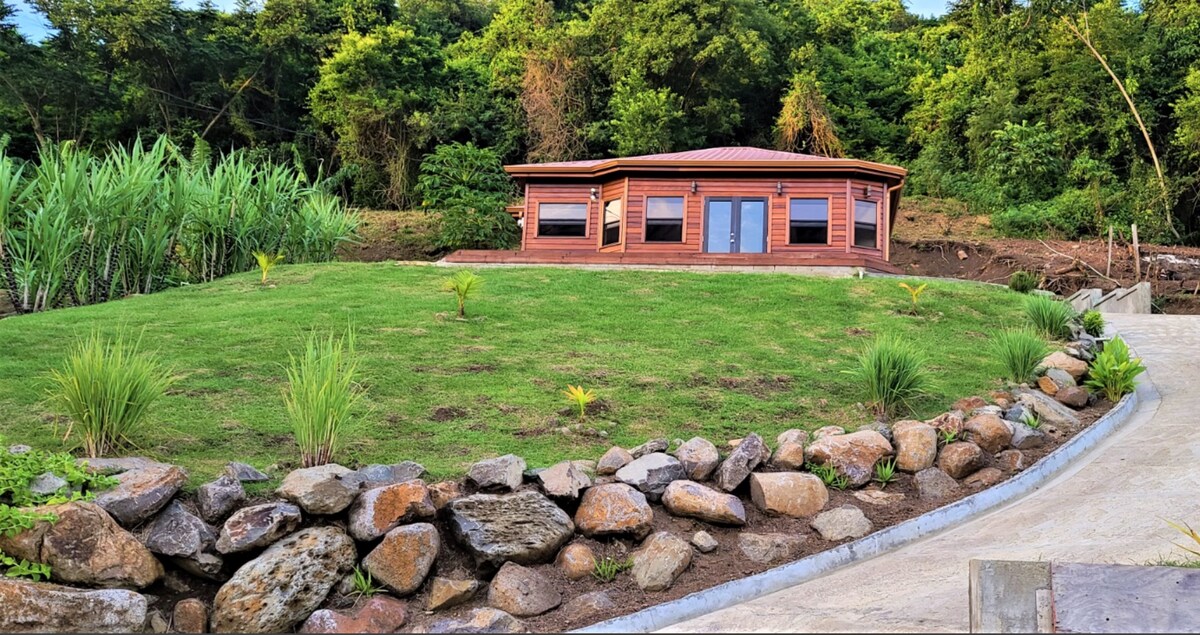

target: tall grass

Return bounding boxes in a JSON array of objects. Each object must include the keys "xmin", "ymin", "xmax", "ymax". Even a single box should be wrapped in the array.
[
  {"xmin": 848, "ymin": 335, "xmax": 931, "ymax": 418},
  {"xmin": 993, "ymin": 328, "xmax": 1049, "ymax": 384},
  {"xmin": 48, "ymin": 332, "xmax": 173, "ymax": 458},
  {"xmin": 0, "ymin": 137, "xmax": 359, "ymax": 313},
  {"xmin": 1024, "ymin": 295, "xmax": 1076, "ymax": 340},
  {"xmin": 284, "ymin": 330, "xmax": 364, "ymax": 468}
]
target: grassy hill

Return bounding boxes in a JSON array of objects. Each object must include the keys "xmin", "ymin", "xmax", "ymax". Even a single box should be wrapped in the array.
[{"xmin": 0, "ymin": 264, "xmax": 1026, "ymax": 483}]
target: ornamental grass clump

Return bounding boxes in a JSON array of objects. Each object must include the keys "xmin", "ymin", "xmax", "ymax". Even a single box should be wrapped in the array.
[
  {"xmin": 1024, "ymin": 295, "xmax": 1076, "ymax": 341},
  {"xmin": 1008, "ymin": 270, "xmax": 1039, "ymax": 293},
  {"xmin": 847, "ymin": 334, "xmax": 931, "ymax": 418},
  {"xmin": 993, "ymin": 328, "xmax": 1049, "ymax": 384},
  {"xmin": 48, "ymin": 331, "xmax": 173, "ymax": 458},
  {"xmin": 285, "ymin": 330, "xmax": 364, "ymax": 468},
  {"xmin": 1084, "ymin": 336, "xmax": 1145, "ymax": 402}
]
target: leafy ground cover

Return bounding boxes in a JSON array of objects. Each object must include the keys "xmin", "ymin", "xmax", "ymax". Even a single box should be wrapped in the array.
[{"xmin": 0, "ymin": 264, "xmax": 1025, "ymax": 483}]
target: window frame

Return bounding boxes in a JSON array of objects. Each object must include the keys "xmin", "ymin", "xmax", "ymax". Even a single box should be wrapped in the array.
[
  {"xmin": 852, "ymin": 198, "xmax": 879, "ymax": 250},
  {"xmin": 787, "ymin": 197, "xmax": 832, "ymax": 246},
  {"xmin": 535, "ymin": 201, "xmax": 590, "ymax": 239},
  {"xmin": 601, "ymin": 198, "xmax": 622, "ymax": 247},
  {"xmin": 643, "ymin": 195, "xmax": 686, "ymax": 243}
]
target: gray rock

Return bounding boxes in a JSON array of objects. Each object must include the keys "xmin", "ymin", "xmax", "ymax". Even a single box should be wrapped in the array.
[
  {"xmin": 90, "ymin": 459, "xmax": 188, "ymax": 527},
  {"xmin": 144, "ymin": 500, "xmax": 216, "ymax": 558},
  {"xmin": 536, "ymin": 461, "xmax": 592, "ymax": 500},
  {"xmin": 737, "ymin": 533, "xmax": 806, "ymax": 564},
  {"xmin": 7, "ymin": 444, "xmax": 32, "ymax": 455},
  {"xmin": 1044, "ymin": 368, "xmax": 1077, "ymax": 390},
  {"xmin": 1018, "ymin": 390, "xmax": 1082, "ymax": 429},
  {"xmin": 28, "ymin": 472, "xmax": 68, "ymax": 497},
  {"xmin": 170, "ymin": 551, "xmax": 225, "ymax": 581},
  {"xmin": 467, "ymin": 455, "xmax": 526, "ymax": 492},
  {"xmin": 357, "ymin": 461, "xmax": 427, "ymax": 488},
  {"xmin": 596, "ymin": 447, "xmax": 633, "ymax": 476},
  {"xmin": 712, "ymin": 433, "xmax": 768, "ymax": 492},
  {"xmin": 147, "ymin": 609, "xmax": 168, "ymax": 633},
  {"xmin": 914, "ymin": 467, "xmax": 961, "ymax": 501},
  {"xmin": 615, "ymin": 453, "xmax": 685, "ymax": 502},
  {"xmin": 1003, "ymin": 404, "xmax": 1029, "ymax": 422},
  {"xmin": 276, "ymin": 464, "xmax": 364, "ymax": 515},
  {"xmin": 215, "ymin": 502, "xmax": 302, "ymax": 554},
  {"xmin": 810, "ymin": 506, "xmax": 873, "ymax": 541},
  {"xmin": 447, "ymin": 491, "xmax": 574, "ymax": 571},
  {"xmin": 560, "ymin": 591, "xmax": 615, "ymax": 623},
  {"xmin": 857, "ymin": 420, "xmax": 893, "ymax": 443},
  {"xmin": 631, "ymin": 532, "xmax": 692, "ymax": 592},
  {"xmin": 487, "ymin": 562, "xmax": 561, "ymax": 617},
  {"xmin": 196, "ymin": 475, "xmax": 246, "ymax": 524},
  {"xmin": 210, "ymin": 527, "xmax": 357, "ymax": 633},
  {"xmin": 423, "ymin": 608, "xmax": 525, "ymax": 633},
  {"xmin": 1010, "ymin": 421, "xmax": 1049, "ymax": 449},
  {"xmin": 224, "ymin": 462, "xmax": 270, "ymax": 483},
  {"xmin": 691, "ymin": 531, "xmax": 718, "ymax": 553},
  {"xmin": 674, "ymin": 437, "xmax": 720, "ymax": 481},
  {"xmin": 630, "ymin": 438, "xmax": 668, "ymax": 459},
  {"xmin": 0, "ymin": 579, "xmax": 147, "ymax": 633}
]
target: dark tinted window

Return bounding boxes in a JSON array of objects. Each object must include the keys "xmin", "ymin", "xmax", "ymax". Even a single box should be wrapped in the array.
[
  {"xmin": 789, "ymin": 198, "xmax": 828, "ymax": 244},
  {"xmin": 854, "ymin": 200, "xmax": 877, "ymax": 249},
  {"xmin": 646, "ymin": 197, "xmax": 684, "ymax": 242},
  {"xmin": 538, "ymin": 203, "xmax": 587, "ymax": 237}
]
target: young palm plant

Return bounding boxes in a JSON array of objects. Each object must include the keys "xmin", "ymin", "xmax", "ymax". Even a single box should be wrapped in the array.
[
  {"xmin": 253, "ymin": 251, "xmax": 285, "ymax": 284},
  {"xmin": 847, "ymin": 334, "xmax": 931, "ymax": 418},
  {"xmin": 284, "ymin": 330, "xmax": 364, "ymax": 468},
  {"xmin": 442, "ymin": 270, "xmax": 483, "ymax": 319},
  {"xmin": 564, "ymin": 385, "xmax": 596, "ymax": 422},
  {"xmin": 898, "ymin": 282, "xmax": 928, "ymax": 315}
]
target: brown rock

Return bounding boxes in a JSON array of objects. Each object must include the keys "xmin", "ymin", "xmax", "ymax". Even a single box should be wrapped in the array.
[
  {"xmin": 173, "ymin": 599, "xmax": 207, "ymax": 633},
  {"xmin": 426, "ymin": 577, "xmax": 480, "ymax": 612},
  {"xmin": 770, "ymin": 441, "xmax": 807, "ymax": 470},
  {"xmin": 996, "ymin": 449, "xmax": 1026, "ymax": 472},
  {"xmin": 914, "ymin": 467, "xmax": 961, "ymax": 501},
  {"xmin": 428, "ymin": 481, "xmax": 463, "ymax": 510},
  {"xmin": 810, "ymin": 506, "xmax": 872, "ymax": 541},
  {"xmin": 811, "ymin": 426, "xmax": 845, "ymax": 440},
  {"xmin": 963, "ymin": 414, "xmax": 1013, "ymax": 454},
  {"xmin": 362, "ymin": 523, "xmax": 439, "ymax": 596},
  {"xmin": 559, "ymin": 591, "xmax": 615, "ymax": 623},
  {"xmin": 803, "ymin": 430, "xmax": 893, "ymax": 487},
  {"xmin": 348, "ymin": 480, "xmax": 436, "ymax": 541},
  {"xmin": 737, "ymin": 533, "xmax": 806, "ymax": 564},
  {"xmin": 1036, "ymin": 375, "xmax": 1060, "ymax": 396},
  {"xmin": 927, "ymin": 411, "xmax": 965, "ymax": 436},
  {"xmin": 1041, "ymin": 351, "xmax": 1088, "ymax": 381},
  {"xmin": 300, "ymin": 596, "xmax": 408, "ymax": 633},
  {"xmin": 537, "ymin": 461, "xmax": 592, "ymax": 500},
  {"xmin": 596, "ymin": 447, "xmax": 633, "ymax": 476},
  {"xmin": 0, "ymin": 501, "xmax": 162, "ymax": 589},
  {"xmin": 674, "ymin": 437, "xmax": 720, "ymax": 481},
  {"xmin": 661, "ymin": 481, "xmax": 747, "ymax": 525},
  {"xmin": 0, "ymin": 578, "xmax": 147, "ymax": 633},
  {"xmin": 424, "ymin": 608, "xmax": 525, "ymax": 633},
  {"xmin": 853, "ymin": 489, "xmax": 906, "ymax": 506},
  {"xmin": 89, "ymin": 459, "xmax": 188, "ymax": 527},
  {"xmin": 963, "ymin": 467, "xmax": 1004, "ymax": 489},
  {"xmin": 748, "ymin": 472, "xmax": 828, "ymax": 518},
  {"xmin": 574, "ymin": 483, "xmax": 654, "ymax": 539},
  {"xmin": 953, "ymin": 396, "xmax": 988, "ymax": 412},
  {"xmin": 937, "ymin": 442, "xmax": 985, "ymax": 479},
  {"xmin": 891, "ymin": 420, "xmax": 937, "ymax": 473},
  {"xmin": 712, "ymin": 433, "xmax": 768, "ymax": 491},
  {"xmin": 631, "ymin": 533, "xmax": 691, "ymax": 592},
  {"xmin": 1055, "ymin": 386, "xmax": 1089, "ymax": 408},
  {"xmin": 487, "ymin": 562, "xmax": 561, "ymax": 617},
  {"xmin": 556, "ymin": 543, "xmax": 596, "ymax": 581}
]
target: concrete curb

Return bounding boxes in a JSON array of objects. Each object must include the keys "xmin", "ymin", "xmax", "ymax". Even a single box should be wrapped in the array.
[{"xmin": 575, "ymin": 390, "xmax": 1141, "ymax": 634}]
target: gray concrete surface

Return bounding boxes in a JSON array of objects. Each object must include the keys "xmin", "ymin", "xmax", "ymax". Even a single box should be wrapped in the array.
[
  {"xmin": 968, "ymin": 560, "xmax": 1051, "ymax": 633},
  {"xmin": 662, "ymin": 314, "xmax": 1200, "ymax": 633}
]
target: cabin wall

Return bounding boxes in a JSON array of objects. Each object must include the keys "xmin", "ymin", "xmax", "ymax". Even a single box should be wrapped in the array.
[{"xmin": 521, "ymin": 183, "xmax": 599, "ymax": 251}]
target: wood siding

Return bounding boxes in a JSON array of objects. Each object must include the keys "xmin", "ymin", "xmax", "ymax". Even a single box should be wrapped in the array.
[{"xmin": 522, "ymin": 183, "xmax": 598, "ymax": 251}]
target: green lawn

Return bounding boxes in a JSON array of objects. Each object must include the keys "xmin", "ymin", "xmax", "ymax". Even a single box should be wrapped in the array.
[{"xmin": 0, "ymin": 264, "xmax": 1026, "ymax": 484}]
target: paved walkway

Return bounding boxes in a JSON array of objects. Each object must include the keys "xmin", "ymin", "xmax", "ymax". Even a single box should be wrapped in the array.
[{"xmin": 664, "ymin": 314, "xmax": 1200, "ymax": 633}]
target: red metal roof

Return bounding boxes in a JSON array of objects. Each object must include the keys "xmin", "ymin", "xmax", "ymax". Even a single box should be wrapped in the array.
[{"xmin": 508, "ymin": 147, "xmax": 833, "ymax": 169}]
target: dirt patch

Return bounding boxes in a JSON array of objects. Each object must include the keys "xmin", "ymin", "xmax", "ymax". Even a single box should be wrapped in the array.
[
  {"xmin": 338, "ymin": 210, "xmax": 442, "ymax": 263},
  {"xmin": 431, "ymin": 406, "xmax": 468, "ymax": 422}
]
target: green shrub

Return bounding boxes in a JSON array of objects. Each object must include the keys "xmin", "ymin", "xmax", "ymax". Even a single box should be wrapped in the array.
[
  {"xmin": 285, "ymin": 330, "xmax": 364, "ymax": 468},
  {"xmin": 417, "ymin": 142, "xmax": 519, "ymax": 251},
  {"xmin": 1008, "ymin": 270, "xmax": 1039, "ymax": 294},
  {"xmin": 847, "ymin": 335, "xmax": 931, "ymax": 418},
  {"xmin": 1084, "ymin": 336, "xmax": 1145, "ymax": 402},
  {"xmin": 48, "ymin": 332, "xmax": 173, "ymax": 458},
  {"xmin": 1024, "ymin": 296, "xmax": 1076, "ymax": 341},
  {"xmin": 1082, "ymin": 309, "xmax": 1105, "ymax": 337},
  {"xmin": 993, "ymin": 329, "xmax": 1049, "ymax": 384}
]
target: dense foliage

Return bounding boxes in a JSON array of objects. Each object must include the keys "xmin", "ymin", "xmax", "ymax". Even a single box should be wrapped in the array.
[{"xmin": 2, "ymin": 0, "xmax": 1200, "ymax": 241}]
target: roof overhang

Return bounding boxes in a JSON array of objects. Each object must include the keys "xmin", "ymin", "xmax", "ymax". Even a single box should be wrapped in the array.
[{"xmin": 505, "ymin": 158, "xmax": 908, "ymax": 182}]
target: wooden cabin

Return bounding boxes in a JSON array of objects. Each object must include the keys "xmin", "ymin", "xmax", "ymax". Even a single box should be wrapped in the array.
[{"xmin": 445, "ymin": 147, "xmax": 907, "ymax": 273}]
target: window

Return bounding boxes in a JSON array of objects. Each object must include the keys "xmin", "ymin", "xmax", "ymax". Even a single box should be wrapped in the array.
[
  {"xmin": 645, "ymin": 196, "xmax": 684, "ymax": 242},
  {"xmin": 602, "ymin": 199, "xmax": 622, "ymax": 246},
  {"xmin": 854, "ymin": 199, "xmax": 878, "ymax": 249},
  {"xmin": 537, "ymin": 202, "xmax": 588, "ymax": 237},
  {"xmin": 789, "ymin": 198, "xmax": 829, "ymax": 244}
]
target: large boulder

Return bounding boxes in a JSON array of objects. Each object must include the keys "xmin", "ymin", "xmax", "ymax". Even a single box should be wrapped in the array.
[
  {"xmin": 737, "ymin": 533, "xmax": 806, "ymax": 564},
  {"xmin": 914, "ymin": 468, "xmax": 961, "ymax": 501},
  {"xmin": 712, "ymin": 433, "xmax": 768, "ymax": 492},
  {"xmin": 348, "ymin": 480, "xmax": 436, "ymax": 542},
  {"xmin": 467, "ymin": 455, "xmax": 526, "ymax": 492},
  {"xmin": 277, "ymin": 464, "xmax": 364, "ymax": 515},
  {"xmin": 748, "ymin": 472, "xmax": 828, "ymax": 518},
  {"xmin": 574, "ymin": 483, "xmax": 654, "ymax": 539},
  {"xmin": 0, "ymin": 578, "xmax": 147, "ymax": 633},
  {"xmin": 487, "ymin": 562, "xmax": 562, "ymax": 617},
  {"xmin": 963, "ymin": 414, "xmax": 1013, "ymax": 454},
  {"xmin": 891, "ymin": 420, "xmax": 938, "ymax": 473},
  {"xmin": 1041, "ymin": 351, "xmax": 1088, "ymax": 381},
  {"xmin": 88, "ymin": 458, "xmax": 188, "ymax": 527},
  {"xmin": 661, "ymin": 480, "xmax": 746, "ymax": 525},
  {"xmin": 422, "ymin": 608, "xmax": 525, "ymax": 634},
  {"xmin": 630, "ymin": 532, "xmax": 692, "ymax": 592},
  {"xmin": 536, "ymin": 461, "xmax": 592, "ymax": 501},
  {"xmin": 1018, "ymin": 391, "xmax": 1082, "ymax": 429},
  {"xmin": 804, "ymin": 430, "xmax": 893, "ymax": 487},
  {"xmin": 596, "ymin": 447, "xmax": 633, "ymax": 476},
  {"xmin": 299, "ymin": 596, "xmax": 408, "ymax": 633},
  {"xmin": 356, "ymin": 461, "xmax": 427, "ymax": 489},
  {"xmin": 447, "ymin": 491, "xmax": 574, "ymax": 570},
  {"xmin": 615, "ymin": 453, "xmax": 685, "ymax": 502},
  {"xmin": 810, "ymin": 506, "xmax": 872, "ymax": 541},
  {"xmin": 427, "ymin": 577, "xmax": 481, "ymax": 612},
  {"xmin": 210, "ymin": 526, "xmax": 357, "ymax": 633},
  {"xmin": 0, "ymin": 501, "xmax": 161, "ymax": 589},
  {"xmin": 937, "ymin": 442, "xmax": 985, "ymax": 479},
  {"xmin": 362, "ymin": 523, "xmax": 440, "ymax": 596},
  {"xmin": 674, "ymin": 437, "xmax": 720, "ymax": 481},
  {"xmin": 196, "ymin": 475, "xmax": 247, "ymax": 524},
  {"xmin": 216, "ymin": 502, "xmax": 302, "ymax": 554}
]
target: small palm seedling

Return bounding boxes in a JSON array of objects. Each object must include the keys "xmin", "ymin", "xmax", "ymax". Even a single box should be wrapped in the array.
[
  {"xmin": 992, "ymin": 328, "xmax": 1049, "ymax": 384},
  {"xmin": 1024, "ymin": 295, "xmax": 1076, "ymax": 341},
  {"xmin": 285, "ymin": 329, "xmax": 364, "ymax": 468},
  {"xmin": 1082, "ymin": 309, "xmax": 1105, "ymax": 338},
  {"xmin": 563, "ymin": 384, "xmax": 596, "ymax": 422},
  {"xmin": 873, "ymin": 457, "xmax": 897, "ymax": 489},
  {"xmin": 1008, "ymin": 270, "xmax": 1039, "ymax": 293},
  {"xmin": 350, "ymin": 566, "xmax": 383, "ymax": 599},
  {"xmin": 898, "ymin": 282, "xmax": 928, "ymax": 315},
  {"xmin": 591, "ymin": 556, "xmax": 633, "ymax": 583},
  {"xmin": 938, "ymin": 428, "xmax": 960, "ymax": 446},
  {"xmin": 442, "ymin": 270, "xmax": 483, "ymax": 319},
  {"xmin": 1084, "ymin": 336, "xmax": 1145, "ymax": 402},
  {"xmin": 253, "ymin": 251, "xmax": 285, "ymax": 285},
  {"xmin": 846, "ymin": 335, "xmax": 931, "ymax": 418}
]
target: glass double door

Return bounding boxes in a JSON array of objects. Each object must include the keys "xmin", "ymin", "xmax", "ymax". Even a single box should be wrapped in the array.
[{"xmin": 703, "ymin": 197, "xmax": 768, "ymax": 254}]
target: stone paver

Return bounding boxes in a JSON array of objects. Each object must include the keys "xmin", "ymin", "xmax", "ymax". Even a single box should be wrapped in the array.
[{"xmin": 663, "ymin": 315, "xmax": 1200, "ymax": 633}]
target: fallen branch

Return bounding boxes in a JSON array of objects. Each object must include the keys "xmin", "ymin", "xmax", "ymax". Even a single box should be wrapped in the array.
[{"xmin": 1037, "ymin": 239, "xmax": 1119, "ymax": 284}]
